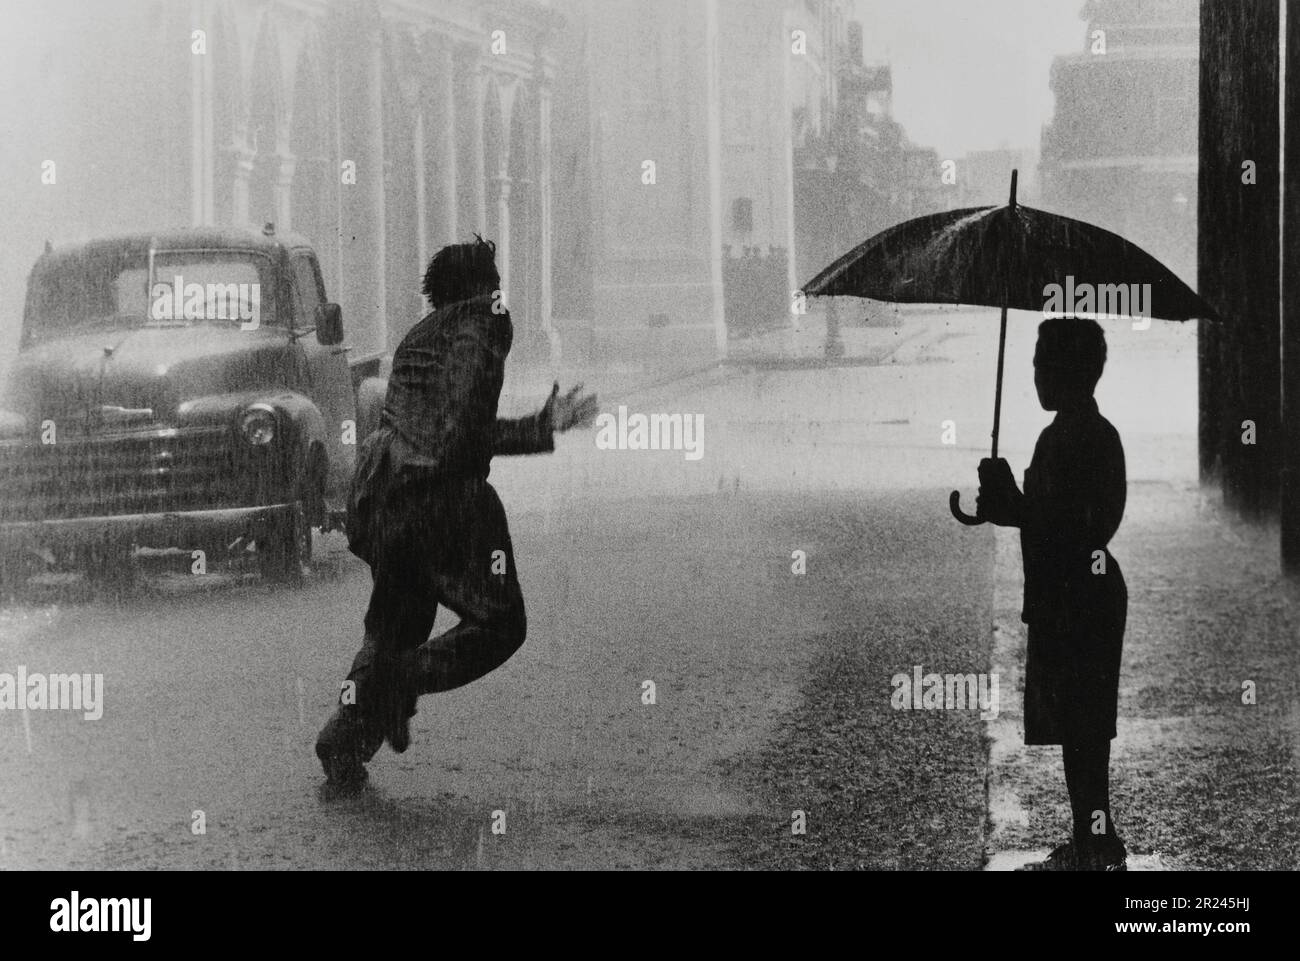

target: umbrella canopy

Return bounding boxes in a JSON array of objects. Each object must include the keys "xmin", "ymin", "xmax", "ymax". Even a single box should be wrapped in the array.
[
  {"xmin": 802, "ymin": 170, "xmax": 1218, "ymax": 525},
  {"xmin": 804, "ymin": 202, "xmax": 1216, "ymax": 322}
]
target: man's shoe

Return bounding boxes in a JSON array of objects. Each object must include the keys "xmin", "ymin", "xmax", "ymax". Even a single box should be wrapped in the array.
[
  {"xmin": 316, "ymin": 706, "xmax": 381, "ymax": 784},
  {"xmin": 383, "ymin": 653, "xmax": 419, "ymax": 754},
  {"xmin": 317, "ymin": 749, "xmax": 368, "ymax": 788},
  {"xmin": 386, "ymin": 695, "xmax": 416, "ymax": 754},
  {"xmin": 1017, "ymin": 841, "xmax": 1081, "ymax": 872}
]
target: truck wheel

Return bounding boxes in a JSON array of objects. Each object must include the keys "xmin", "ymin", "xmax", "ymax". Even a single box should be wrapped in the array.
[
  {"xmin": 260, "ymin": 449, "xmax": 326, "ymax": 586},
  {"xmin": 259, "ymin": 502, "xmax": 311, "ymax": 585}
]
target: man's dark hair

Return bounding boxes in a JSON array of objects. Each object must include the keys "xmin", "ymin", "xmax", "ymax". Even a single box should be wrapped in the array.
[
  {"xmin": 1035, "ymin": 316, "xmax": 1107, "ymax": 390},
  {"xmin": 422, "ymin": 235, "xmax": 500, "ymax": 309}
]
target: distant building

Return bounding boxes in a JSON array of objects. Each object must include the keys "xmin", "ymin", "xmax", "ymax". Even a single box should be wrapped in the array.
[
  {"xmin": 791, "ymin": 17, "xmax": 946, "ymax": 290},
  {"xmin": 549, "ymin": 0, "xmax": 728, "ymax": 367},
  {"xmin": 0, "ymin": 0, "xmax": 942, "ymax": 375},
  {"xmin": 789, "ymin": 1, "xmax": 857, "ymax": 289},
  {"xmin": 2, "ymin": 0, "xmax": 767, "ymax": 373},
  {"xmin": 956, "ymin": 148, "xmax": 1038, "ymax": 208},
  {"xmin": 1038, "ymin": 0, "xmax": 1198, "ymax": 281},
  {"xmin": 0, "ymin": 0, "xmax": 569, "ymax": 372}
]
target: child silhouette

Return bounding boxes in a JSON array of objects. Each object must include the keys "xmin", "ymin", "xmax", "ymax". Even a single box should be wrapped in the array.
[{"xmin": 977, "ymin": 316, "xmax": 1128, "ymax": 871}]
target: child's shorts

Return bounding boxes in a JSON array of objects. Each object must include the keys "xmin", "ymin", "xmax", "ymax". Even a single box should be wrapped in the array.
[{"xmin": 1024, "ymin": 581, "xmax": 1127, "ymax": 746}]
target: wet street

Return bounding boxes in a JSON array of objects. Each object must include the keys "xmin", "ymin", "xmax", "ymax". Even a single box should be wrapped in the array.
[{"xmin": 0, "ymin": 311, "xmax": 1198, "ymax": 869}]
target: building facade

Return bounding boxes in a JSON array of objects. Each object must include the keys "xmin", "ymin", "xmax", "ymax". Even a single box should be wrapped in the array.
[
  {"xmin": 789, "ymin": 15, "xmax": 945, "ymax": 292},
  {"xmin": 0, "ymin": 0, "xmax": 943, "ymax": 377},
  {"xmin": 1038, "ymin": 0, "xmax": 1199, "ymax": 282},
  {"xmin": 555, "ymin": 0, "xmax": 727, "ymax": 366},
  {"xmin": 0, "ymin": 0, "xmax": 567, "ymax": 371},
  {"xmin": 187, "ymin": 0, "xmax": 567, "ymax": 368}
]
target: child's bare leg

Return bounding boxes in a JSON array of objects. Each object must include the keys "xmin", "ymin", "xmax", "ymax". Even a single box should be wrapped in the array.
[{"xmin": 1064, "ymin": 738, "xmax": 1124, "ymax": 866}]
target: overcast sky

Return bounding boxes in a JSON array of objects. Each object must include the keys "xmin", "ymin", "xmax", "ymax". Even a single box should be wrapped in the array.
[{"xmin": 855, "ymin": 0, "xmax": 1087, "ymax": 158}]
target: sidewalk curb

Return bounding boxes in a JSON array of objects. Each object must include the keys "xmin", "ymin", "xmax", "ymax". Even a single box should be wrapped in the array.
[{"xmin": 983, "ymin": 524, "xmax": 1030, "ymax": 868}]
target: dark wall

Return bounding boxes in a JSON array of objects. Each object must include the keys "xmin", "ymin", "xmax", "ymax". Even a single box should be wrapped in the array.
[
  {"xmin": 1198, "ymin": 0, "xmax": 1280, "ymax": 516},
  {"xmin": 1284, "ymin": 0, "xmax": 1300, "ymax": 567}
]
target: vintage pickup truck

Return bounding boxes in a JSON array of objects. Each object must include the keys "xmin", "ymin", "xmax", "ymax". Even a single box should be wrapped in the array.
[{"xmin": 0, "ymin": 225, "xmax": 387, "ymax": 588}]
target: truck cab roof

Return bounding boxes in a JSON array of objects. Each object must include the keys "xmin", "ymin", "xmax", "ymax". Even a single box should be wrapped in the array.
[{"xmin": 33, "ymin": 225, "xmax": 317, "ymax": 273}]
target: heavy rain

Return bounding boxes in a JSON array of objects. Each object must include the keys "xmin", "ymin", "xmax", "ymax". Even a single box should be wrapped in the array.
[{"xmin": 0, "ymin": 0, "xmax": 1292, "ymax": 902}]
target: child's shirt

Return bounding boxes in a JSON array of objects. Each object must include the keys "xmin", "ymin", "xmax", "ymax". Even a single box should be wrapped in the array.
[{"xmin": 1020, "ymin": 397, "xmax": 1127, "ymax": 629}]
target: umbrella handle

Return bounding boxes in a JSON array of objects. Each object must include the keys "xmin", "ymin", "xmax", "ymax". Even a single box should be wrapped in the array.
[{"xmin": 949, "ymin": 490, "xmax": 984, "ymax": 526}]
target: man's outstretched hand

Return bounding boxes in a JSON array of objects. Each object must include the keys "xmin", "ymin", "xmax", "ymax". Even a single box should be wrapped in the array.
[{"xmin": 542, "ymin": 382, "xmax": 599, "ymax": 433}]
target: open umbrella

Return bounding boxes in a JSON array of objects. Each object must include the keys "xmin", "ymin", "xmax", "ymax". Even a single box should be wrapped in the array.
[{"xmin": 803, "ymin": 170, "xmax": 1218, "ymax": 524}]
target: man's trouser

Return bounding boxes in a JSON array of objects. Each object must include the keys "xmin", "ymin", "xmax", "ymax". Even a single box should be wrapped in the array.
[{"xmin": 341, "ymin": 474, "xmax": 528, "ymax": 752}]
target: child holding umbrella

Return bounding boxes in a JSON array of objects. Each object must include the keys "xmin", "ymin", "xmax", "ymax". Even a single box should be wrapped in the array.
[{"xmin": 977, "ymin": 316, "xmax": 1129, "ymax": 872}]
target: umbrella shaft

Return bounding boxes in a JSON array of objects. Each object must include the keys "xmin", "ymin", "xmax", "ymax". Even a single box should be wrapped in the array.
[{"xmin": 991, "ymin": 303, "xmax": 1008, "ymax": 459}]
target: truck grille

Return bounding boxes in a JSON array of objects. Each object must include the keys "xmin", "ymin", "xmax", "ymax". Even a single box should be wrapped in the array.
[{"xmin": 0, "ymin": 426, "xmax": 250, "ymax": 521}]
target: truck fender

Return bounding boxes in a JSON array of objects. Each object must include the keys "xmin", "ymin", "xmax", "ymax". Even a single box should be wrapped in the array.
[
  {"xmin": 262, "ymin": 391, "xmax": 328, "ymax": 457},
  {"xmin": 355, "ymin": 377, "xmax": 387, "ymax": 444}
]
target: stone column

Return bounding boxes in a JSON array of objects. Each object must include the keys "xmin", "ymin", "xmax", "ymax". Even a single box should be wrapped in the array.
[
  {"xmin": 365, "ymin": 18, "xmax": 387, "ymax": 350},
  {"xmin": 276, "ymin": 153, "xmax": 296, "ymax": 231},
  {"xmin": 432, "ymin": 35, "xmax": 459, "ymax": 245},
  {"xmin": 337, "ymin": 4, "xmax": 387, "ymax": 360},
  {"xmin": 202, "ymin": 11, "xmax": 214, "ymax": 224},
  {"xmin": 455, "ymin": 43, "xmax": 487, "ymax": 235},
  {"xmin": 536, "ymin": 60, "xmax": 558, "ymax": 362},
  {"xmin": 495, "ymin": 174, "xmax": 512, "ymax": 302},
  {"xmin": 231, "ymin": 137, "xmax": 256, "ymax": 225},
  {"xmin": 414, "ymin": 108, "xmax": 428, "ymax": 274},
  {"xmin": 190, "ymin": 0, "xmax": 206, "ymax": 225}
]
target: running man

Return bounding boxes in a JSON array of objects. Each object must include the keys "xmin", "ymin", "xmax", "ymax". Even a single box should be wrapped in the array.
[{"xmin": 316, "ymin": 236, "xmax": 597, "ymax": 786}]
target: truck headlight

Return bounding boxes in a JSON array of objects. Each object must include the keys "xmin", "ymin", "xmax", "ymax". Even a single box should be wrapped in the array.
[{"xmin": 239, "ymin": 405, "xmax": 277, "ymax": 446}]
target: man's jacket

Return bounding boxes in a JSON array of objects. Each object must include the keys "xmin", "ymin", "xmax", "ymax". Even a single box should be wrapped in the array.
[{"xmin": 346, "ymin": 295, "xmax": 552, "ymax": 562}]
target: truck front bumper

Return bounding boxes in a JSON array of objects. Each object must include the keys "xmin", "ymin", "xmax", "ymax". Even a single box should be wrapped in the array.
[{"xmin": 0, "ymin": 503, "xmax": 296, "ymax": 557}]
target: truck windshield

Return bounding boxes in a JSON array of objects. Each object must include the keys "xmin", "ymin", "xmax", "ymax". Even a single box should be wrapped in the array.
[{"xmin": 24, "ymin": 249, "xmax": 276, "ymax": 341}]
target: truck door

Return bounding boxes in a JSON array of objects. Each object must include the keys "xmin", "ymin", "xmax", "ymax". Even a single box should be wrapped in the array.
[{"xmin": 291, "ymin": 250, "xmax": 356, "ymax": 509}]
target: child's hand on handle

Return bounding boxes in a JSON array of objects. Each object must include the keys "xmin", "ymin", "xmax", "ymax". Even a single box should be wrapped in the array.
[
  {"xmin": 977, "ymin": 457, "xmax": 1023, "ymax": 526},
  {"xmin": 543, "ymin": 382, "xmax": 599, "ymax": 433}
]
